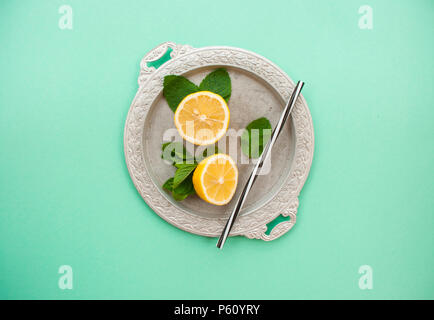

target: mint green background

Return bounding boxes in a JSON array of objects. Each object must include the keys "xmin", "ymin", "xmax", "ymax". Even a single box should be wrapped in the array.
[{"xmin": 0, "ymin": 0, "xmax": 433, "ymax": 300}]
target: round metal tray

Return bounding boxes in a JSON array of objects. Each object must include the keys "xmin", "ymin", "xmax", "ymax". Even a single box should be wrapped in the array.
[{"xmin": 124, "ymin": 42, "xmax": 314, "ymax": 241}]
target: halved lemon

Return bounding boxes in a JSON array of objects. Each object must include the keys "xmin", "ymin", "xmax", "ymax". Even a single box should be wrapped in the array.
[
  {"xmin": 174, "ymin": 91, "xmax": 230, "ymax": 146},
  {"xmin": 192, "ymin": 154, "xmax": 238, "ymax": 206}
]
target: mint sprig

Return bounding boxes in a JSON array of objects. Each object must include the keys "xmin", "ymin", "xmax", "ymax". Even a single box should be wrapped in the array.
[
  {"xmin": 163, "ymin": 68, "xmax": 231, "ymax": 112},
  {"xmin": 241, "ymin": 117, "xmax": 272, "ymax": 158},
  {"xmin": 161, "ymin": 142, "xmax": 198, "ymax": 201}
]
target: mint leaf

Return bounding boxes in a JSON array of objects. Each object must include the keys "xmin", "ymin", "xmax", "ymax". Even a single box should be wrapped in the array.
[
  {"xmin": 163, "ymin": 69, "xmax": 231, "ymax": 112},
  {"xmin": 241, "ymin": 117, "xmax": 272, "ymax": 158},
  {"xmin": 162, "ymin": 166, "xmax": 196, "ymax": 201},
  {"xmin": 162, "ymin": 143, "xmax": 197, "ymax": 201},
  {"xmin": 172, "ymin": 175, "xmax": 195, "ymax": 201},
  {"xmin": 162, "ymin": 141, "xmax": 194, "ymax": 164},
  {"xmin": 199, "ymin": 68, "xmax": 231, "ymax": 101},
  {"xmin": 172, "ymin": 191, "xmax": 189, "ymax": 201},
  {"xmin": 162, "ymin": 142, "xmax": 171, "ymax": 150},
  {"xmin": 163, "ymin": 75, "xmax": 199, "ymax": 112},
  {"xmin": 173, "ymin": 163, "xmax": 197, "ymax": 188},
  {"xmin": 162, "ymin": 177, "xmax": 174, "ymax": 192}
]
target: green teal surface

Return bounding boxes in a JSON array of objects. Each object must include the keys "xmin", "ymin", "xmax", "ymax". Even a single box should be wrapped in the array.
[{"xmin": 0, "ymin": 0, "xmax": 433, "ymax": 299}]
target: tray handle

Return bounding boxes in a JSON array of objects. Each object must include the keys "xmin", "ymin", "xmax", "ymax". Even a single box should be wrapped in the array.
[
  {"xmin": 244, "ymin": 198, "xmax": 298, "ymax": 241},
  {"xmin": 138, "ymin": 42, "xmax": 194, "ymax": 87}
]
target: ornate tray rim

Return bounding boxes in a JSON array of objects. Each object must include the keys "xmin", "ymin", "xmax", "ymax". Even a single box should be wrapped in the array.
[{"xmin": 124, "ymin": 42, "xmax": 314, "ymax": 241}]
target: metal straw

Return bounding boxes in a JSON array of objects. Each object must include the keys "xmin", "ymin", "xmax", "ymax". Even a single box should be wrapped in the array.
[{"xmin": 216, "ymin": 81, "xmax": 305, "ymax": 249}]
